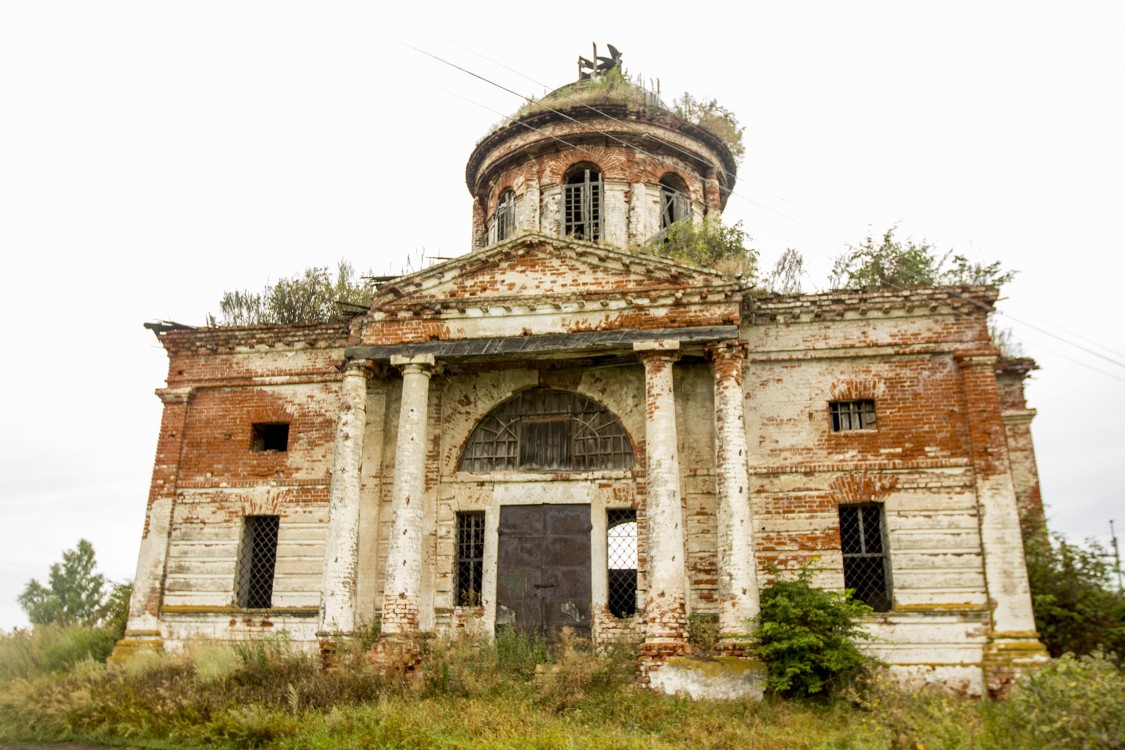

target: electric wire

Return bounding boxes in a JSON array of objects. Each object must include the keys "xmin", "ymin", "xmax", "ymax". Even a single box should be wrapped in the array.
[
  {"xmin": 387, "ymin": 34, "xmax": 817, "ymax": 232},
  {"xmin": 385, "ymin": 35, "xmax": 1125, "ymax": 382}
]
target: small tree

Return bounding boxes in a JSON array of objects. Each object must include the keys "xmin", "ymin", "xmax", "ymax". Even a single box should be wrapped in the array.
[
  {"xmin": 650, "ymin": 218, "xmax": 758, "ymax": 279},
  {"xmin": 753, "ymin": 564, "xmax": 876, "ymax": 699},
  {"xmin": 1024, "ymin": 530, "xmax": 1125, "ymax": 660},
  {"xmin": 829, "ymin": 226, "xmax": 1015, "ymax": 291},
  {"xmin": 210, "ymin": 260, "xmax": 372, "ymax": 326},
  {"xmin": 18, "ymin": 539, "xmax": 107, "ymax": 627},
  {"xmin": 767, "ymin": 247, "xmax": 805, "ymax": 294}
]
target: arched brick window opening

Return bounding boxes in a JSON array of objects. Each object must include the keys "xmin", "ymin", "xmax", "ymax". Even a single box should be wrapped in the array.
[
  {"xmin": 459, "ymin": 388, "xmax": 633, "ymax": 472},
  {"xmin": 563, "ymin": 163, "xmax": 602, "ymax": 240},
  {"xmin": 494, "ymin": 188, "xmax": 516, "ymax": 242},
  {"xmin": 659, "ymin": 173, "xmax": 691, "ymax": 232}
]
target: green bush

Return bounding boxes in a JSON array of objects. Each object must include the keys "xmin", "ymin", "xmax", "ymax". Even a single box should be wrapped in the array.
[
  {"xmin": 752, "ymin": 565, "xmax": 877, "ymax": 699},
  {"xmin": 1024, "ymin": 530, "xmax": 1125, "ymax": 660},
  {"xmin": 0, "ymin": 625, "xmax": 118, "ymax": 681},
  {"xmin": 995, "ymin": 652, "xmax": 1125, "ymax": 749}
]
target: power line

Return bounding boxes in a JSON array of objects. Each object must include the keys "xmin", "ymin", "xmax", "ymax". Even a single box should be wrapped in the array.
[
  {"xmin": 386, "ymin": 34, "xmax": 818, "ymax": 233},
  {"xmin": 386, "ymin": 35, "xmax": 1125, "ymax": 380}
]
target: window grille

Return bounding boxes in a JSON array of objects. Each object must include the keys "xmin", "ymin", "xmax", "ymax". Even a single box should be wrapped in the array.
[
  {"xmin": 829, "ymin": 400, "xmax": 876, "ymax": 432},
  {"xmin": 455, "ymin": 511, "xmax": 486, "ymax": 607},
  {"xmin": 563, "ymin": 165, "xmax": 601, "ymax": 240},
  {"xmin": 236, "ymin": 515, "xmax": 279, "ymax": 609},
  {"xmin": 494, "ymin": 189, "xmax": 516, "ymax": 242},
  {"xmin": 459, "ymin": 389, "xmax": 633, "ymax": 473},
  {"xmin": 607, "ymin": 509, "xmax": 637, "ymax": 618},
  {"xmin": 838, "ymin": 504, "xmax": 891, "ymax": 611},
  {"xmin": 251, "ymin": 422, "xmax": 289, "ymax": 452}
]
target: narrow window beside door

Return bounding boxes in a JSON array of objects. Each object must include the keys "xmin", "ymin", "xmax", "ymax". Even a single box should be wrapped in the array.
[
  {"xmin": 455, "ymin": 511, "xmax": 486, "ymax": 607},
  {"xmin": 607, "ymin": 509, "xmax": 638, "ymax": 618},
  {"xmin": 236, "ymin": 515, "xmax": 279, "ymax": 609}
]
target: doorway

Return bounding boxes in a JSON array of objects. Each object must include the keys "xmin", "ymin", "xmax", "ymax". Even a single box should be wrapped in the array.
[{"xmin": 495, "ymin": 504, "xmax": 591, "ymax": 639}]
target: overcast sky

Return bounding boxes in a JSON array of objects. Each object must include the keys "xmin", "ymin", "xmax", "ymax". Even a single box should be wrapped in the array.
[{"xmin": 1, "ymin": 2, "xmax": 1122, "ymax": 630}]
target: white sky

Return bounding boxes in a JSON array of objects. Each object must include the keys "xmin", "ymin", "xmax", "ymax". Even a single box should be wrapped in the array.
[{"xmin": 1, "ymin": 1, "xmax": 1122, "ymax": 630}]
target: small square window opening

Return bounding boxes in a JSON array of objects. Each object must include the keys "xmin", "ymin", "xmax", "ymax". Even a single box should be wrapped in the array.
[
  {"xmin": 830, "ymin": 400, "xmax": 876, "ymax": 432},
  {"xmin": 251, "ymin": 423, "xmax": 289, "ymax": 452}
]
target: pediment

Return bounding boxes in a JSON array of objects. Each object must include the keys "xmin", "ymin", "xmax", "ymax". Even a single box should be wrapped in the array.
[{"xmin": 370, "ymin": 232, "xmax": 739, "ymax": 311}]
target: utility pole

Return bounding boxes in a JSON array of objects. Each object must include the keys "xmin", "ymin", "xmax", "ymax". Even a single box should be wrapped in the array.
[{"xmin": 1110, "ymin": 519, "xmax": 1124, "ymax": 592}]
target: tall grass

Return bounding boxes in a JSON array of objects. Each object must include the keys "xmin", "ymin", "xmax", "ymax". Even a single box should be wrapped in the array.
[{"xmin": 0, "ymin": 626, "xmax": 1122, "ymax": 749}]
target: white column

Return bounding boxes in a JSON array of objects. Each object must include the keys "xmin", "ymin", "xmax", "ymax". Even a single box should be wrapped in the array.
[
  {"xmin": 710, "ymin": 340, "xmax": 760, "ymax": 641},
  {"xmin": 380, "ymin": 354, "xmax": 437, "ymax": 636},
  {"xmin": 634, "ymin": 340, "xmax": 689, "ymax": 654},
  {"xmin": 318, "ymin": 359, "xmax": 372, "ymax": 636},
  {"xmin": 957, "ymin": 353, "xmax": 1047, "ymax": 694},
  {"xmin": 114, "ymin": 386, "xmax": 192, "ymax": 658}
]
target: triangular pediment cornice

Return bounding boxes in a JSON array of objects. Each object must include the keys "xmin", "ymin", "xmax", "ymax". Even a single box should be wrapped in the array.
[{"xmin": 369, "ymin": 232, "xmax": 746, "ymax": 311}]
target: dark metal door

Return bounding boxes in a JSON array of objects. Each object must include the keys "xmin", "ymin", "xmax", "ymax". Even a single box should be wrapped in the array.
[{"xmin": 495, "ymin": 504, "xmax": 591, "ymax": 640}]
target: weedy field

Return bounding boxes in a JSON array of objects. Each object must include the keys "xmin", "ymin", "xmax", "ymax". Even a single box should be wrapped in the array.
[{"xmin": 0, "ymin": 627, "xmax": 1122, "ymax": 750}]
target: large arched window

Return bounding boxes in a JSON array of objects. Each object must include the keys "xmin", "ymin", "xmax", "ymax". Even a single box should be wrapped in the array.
[
  {"xmin": 563, "ymin": 163, "xmax": 602, "ymax": 240},
  {"xmin": 494, "ymin": 189, "xmax": 516, "ymax": 242},
  {"xmin": 460, "ymin": 388, "xmax": 633, "ymax": 472},
  {"xmin": 659, "ymin": 173, "xmax": 690, "ymax": 231}
]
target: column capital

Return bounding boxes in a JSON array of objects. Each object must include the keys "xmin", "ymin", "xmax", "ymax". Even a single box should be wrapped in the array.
[
  {"xmin": 706, "ymin": 338, "xmax": 748, "ymax": 363},
  {"xmin": 342, "ymin": 358, "xmax": 375, "ymax": 377},
  {"xmin": 155, "ymin": 386, "xmax": 193, "ymax": 404},
  {"xmin": 954, "ymin": 351, "xmax": 999, "ymax": 369},
  {"xmin": 390, "ymin": 353, "xmax": 440, "ymax": 376},
  {"xmin": 634, "ymin": 340, "xmax": 680, "ymax": 365}
]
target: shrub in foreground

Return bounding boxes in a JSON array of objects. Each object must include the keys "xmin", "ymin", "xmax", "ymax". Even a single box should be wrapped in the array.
[{"xmin": 753, "ymin": 565, "xmax": 876, "ymax": 699}]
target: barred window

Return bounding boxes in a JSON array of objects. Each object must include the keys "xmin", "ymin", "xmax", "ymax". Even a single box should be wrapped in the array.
[
  {"xmin": 460, "ymin": 389, "xmax": 633, "ymax": 473},
  {"xmin": 830, "ymin": 400, "xmax": 876, "ymax": 432},
  {"xmin": 838, "ymin": 504, "xmax": 891, "ymax": 612},
  {"xmin": 455, "ymin": 512, "xmax": 485, "ymax": 607},
  {"xmin": 251, "ymin": 422, "xmax": 289, "ymax": 452},
  {"xmin": 563, "ymin": 163, "xmax": 602, "ymax": 240},
  {"xmin": 236, "ymin": 515, "xmax": 279, "ymax": 609},
  {"xmin": 494, "ymin": 189, "xmax": 516, "ymax": 242},
  {"xmin": 607, "ymin": 509, "xmax": 637, "ymax": 618}
]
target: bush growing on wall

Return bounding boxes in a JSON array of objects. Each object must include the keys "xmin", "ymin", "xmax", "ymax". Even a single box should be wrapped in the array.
[{"xmin": 752, "ymin": 564, "xmax": 877, "ymax": 699}]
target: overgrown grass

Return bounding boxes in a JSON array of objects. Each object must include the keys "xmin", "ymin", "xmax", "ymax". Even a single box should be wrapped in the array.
[{"xmin": 0, "ymin": 627, "xmax": 1122, "ymax": 749}]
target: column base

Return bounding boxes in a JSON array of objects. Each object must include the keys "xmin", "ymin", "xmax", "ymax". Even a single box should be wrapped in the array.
[
  {"xmin": 109, "ymin": 630, "xmax": 164, "ymax": 664},
  {"xmin": 370, "ymin": 634, "xmax": 424, "ymax": 674},
  {"xmin": 982, "ymin": 631, "xmax": 1050, "ymax": 698},
  {"xmin": 715, "ymin": 636, "xmax": 755, "ymax": 658}
]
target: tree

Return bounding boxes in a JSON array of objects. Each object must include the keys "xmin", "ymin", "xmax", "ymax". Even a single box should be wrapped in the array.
[
  {"xmin": 650, "ymin": 218, "xmax": 758, "ymax": 279},
  {"xmin": 829, "ymin": 226, "xmax": 1015, "ymax": 291},
  {"xmin": 209, "ymin": 260, "xmax": 372, "ymax": 326},
  {"xmin": 1023, "ymin": 530, "xmax": 1125, "ymax": 660},
  {"xmin": 18, "ymin": 539, "xmax": 108, "ymax": 627},
  {"xmin": 767, "ymin": 247, "xmax": 805, "ymax": 294}
]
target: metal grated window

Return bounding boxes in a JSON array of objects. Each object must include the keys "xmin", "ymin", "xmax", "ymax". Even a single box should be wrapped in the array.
[
  {"xmin": 251, "ymin": 422, "xmax": 289, "ymax": 452},
  {"xmin": 563, "ymin": 164, "xmax": 601, "ymax": 240},
  {"xmin": 830, "ymin": 400, "xmax": 876, "ymax": 432},
  {"xmin": 838, "ymin": 504, "xmax": 891, "ymax": 612},
  {"xmin": 455, "ymin": 511, "xmax": 485, "ymax": 607},
  {"xmin": 494, "ymin": 189, "xmax": 516, "ymax": 242},
  {"xmin": 607, "ymin": 509, "xmax": 637, "ymax": 618},
  {"xmin": 460, "ymin": 389, "xmax": 633, "ymax": 473},
  {"xmin": 236, "ymin": 515, "xmax": 279, "ymax": 609}
]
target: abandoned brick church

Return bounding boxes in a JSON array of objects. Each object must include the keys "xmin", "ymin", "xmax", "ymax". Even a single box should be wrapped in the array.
[{"xmin": 115, "ymin": 54, "xmax": 1049, "ymax": 696}]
